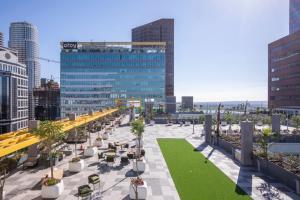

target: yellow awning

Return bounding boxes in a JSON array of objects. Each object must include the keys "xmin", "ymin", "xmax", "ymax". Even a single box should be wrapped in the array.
[{"xmin": 0, "ymin": 108, "xmax": 118, "ymax": 157}]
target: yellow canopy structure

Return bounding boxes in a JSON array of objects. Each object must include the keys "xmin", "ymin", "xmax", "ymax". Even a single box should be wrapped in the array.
[{"xmin": 0, "ymin": 108, "xmax": 118, "ymax": 158}]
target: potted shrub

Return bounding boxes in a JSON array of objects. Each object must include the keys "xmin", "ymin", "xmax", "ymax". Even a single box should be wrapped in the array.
[
  {"xmin": 131, "ymin": 118, "xmax": 146, "ymax": 172},
  {"xmin": 129, "ymin": 177, "xmax": 148, "ymax": 200},
  {"xmin": 94, "ymin": 137, "xmax": 103, "ymax": 147},
  {"xmin": 33, "ymin": 121, "xmax": 65, "ymax": 198},
  {"xmin": 84, "ymin": 123, "xmax": 97, "ymax": 157},
  {"xmin": 69, "ymin": 157, "xmax": 85, "ymax": 172},
  {"xmin": 69, "ymin": 128, "xmax": 85, "ymax": 172}
]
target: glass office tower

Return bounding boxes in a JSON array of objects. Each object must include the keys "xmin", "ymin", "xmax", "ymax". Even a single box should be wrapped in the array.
[
  {"xmin": 60, "ymin": 42, "xmax": 166, "ymax": 118},
  {"xmin": 290, "ymin": 0, "xmax": 300, "ymax": 34}
]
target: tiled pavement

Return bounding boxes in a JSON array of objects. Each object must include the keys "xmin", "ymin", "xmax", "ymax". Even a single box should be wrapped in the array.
[{"xmin": 3, "ymin": 118, "xmax": 300, "ymax": 200}]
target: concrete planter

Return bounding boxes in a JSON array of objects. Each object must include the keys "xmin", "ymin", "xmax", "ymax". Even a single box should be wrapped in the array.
[
  {"xmin": 94, "ymin": 139, "xmax": 103, "ymax": 147},
  {"xmin": 69, "ymin": 159, "xmax": 84, "ymax": 172},
  {"xmin": 129, "ymin": 181, "xmax": 148, "ymax": 199},
  {"xmin": 133, "ymin": 159, "xmax": 146, "ymax": 172},
  {"xmin": 102, "ymin": 132, "xmax": 109, "ymax": 140},
  {"xmin": 150, "ymin": 120, "xmax": 155, "ymax": 126},
  {"xmin": 136, "ymin": 139, "xmax": 143, "ymax": 148},
  {"xmin": 41, "ymin": 180, "xmax": 64, "ymax": 199},
  {"xmin": 185, "ymin": 121, "xmax": 191, "ymax": 126},
  {"xmin": 84, "ymin": 147, "xmax": 97, "ymax": 157}
]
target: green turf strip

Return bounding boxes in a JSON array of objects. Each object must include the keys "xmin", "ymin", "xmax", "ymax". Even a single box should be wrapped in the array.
[{"xmin": 158, "ymin": 138, "xmax": 251, "ymax": 200}]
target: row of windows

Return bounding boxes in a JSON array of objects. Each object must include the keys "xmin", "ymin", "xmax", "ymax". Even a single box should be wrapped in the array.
[
  {"xmin": 62, "ymin": 52, "xmax": 165, "ymax": 61},
  {"xmin": 17, "ymin": 110, "xmax": 28, "ymax": 118},
  {"xmin": 61, "ymin": 60, "xmax": 165, "ymax": 68},
  {"xmin": 18, "ymin": 78, "xmax": 28, "ymax": 87},
  {"xmin": 0, "ymin": 63, "xmax": 26, "ymax": 76},
  {"xmin": 270, "ymin": 95, "xmax": 300, "ymax": 101},
  {"xmin": 18, "ymin": 89, "xmax": 28, "ymax": 97},
  {"xmin": 18, "ymin": 99, "xmax": 28, "ymax": 107},
  {"xmin": 61, "ymin": 67, "xmax": 164, "ymax": 73},
  {"xmin": 271, "ymin": 50, "xmax": 300, "ymax": 63},
  {"xmin": 271, "ymin": 62, "xmax": 300, "ymax": 73},
  {"xmin": 271, "ymin": 72, "xmax": 300, "ymax": 82}
]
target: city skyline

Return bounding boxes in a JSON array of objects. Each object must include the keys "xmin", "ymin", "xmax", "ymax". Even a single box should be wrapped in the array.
[{"xmin": 0, "ymin": 0, "xmax": 289, "ymax": 101}]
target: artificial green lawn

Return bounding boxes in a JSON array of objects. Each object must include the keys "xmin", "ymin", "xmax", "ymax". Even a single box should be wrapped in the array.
[{"xmin": 158, "ymin": 139, "xmax": 252, "ymax": 200}]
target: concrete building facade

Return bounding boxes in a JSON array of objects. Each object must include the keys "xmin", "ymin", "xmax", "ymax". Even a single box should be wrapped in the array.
[{"xmin": 0, "ymin": 46, "xmax": 28, "ymax": 134}]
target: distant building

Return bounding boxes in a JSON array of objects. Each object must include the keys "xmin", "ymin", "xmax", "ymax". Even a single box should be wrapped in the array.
[
  {"xmin": 290, "ymin": 0, "xmax": 300, "ymax": 34},
  {"xmin": 0, "ymin": 32, "xmax": 3, "ymax": 47},
  {"xmin": 60, "ymin": 42, "xmax": 166, "ymax": 118},
  {"xmin": 9, "ymin": 22, "xmax": 41, "ymax": 120},
  {"xmin": 181, "ymin": 96, "xmax": 193, "ymax": 111},
  {"xmin": 34, "ymin": 79, "xmax": 60, "ymax": 121},
  {"xmin": 132, "ymin": 19, "xmax": 175, "ymax": 112},
  {"xmin": 0, "ymin": 46, "xmax": 28, "ymax": 134},
  {"xmin": 166, "ymin": 96, "xmax": 176, "ymax": 113}
]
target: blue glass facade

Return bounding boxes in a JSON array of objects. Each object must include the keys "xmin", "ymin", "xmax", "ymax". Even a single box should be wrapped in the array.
[{"xmin": 60, "ymin": 42, "xmax": 166, "ymax": 117}]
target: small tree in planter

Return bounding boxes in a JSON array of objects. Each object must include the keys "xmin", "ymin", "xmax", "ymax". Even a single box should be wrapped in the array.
[
  {"xmin": 292, "ymin": 116, "xmax": 300, "ymax": 134},
  {"xmin": 84, "ymin": 123, "xmax": 97, "ymax": 157},
  {"xmin": 69, "ymin": 128, "xmax": 85, "ymax": 172},
  {"xmin": 224, "ymin": 112, "xmax": 234, "ymax": 133},
  {"xmin": 130, "ymin": 118, "xmax": 148, "ymax": 199},
  {"xmin": 257, "ymin": 128, "xmax": 272, "ymax": 159},
  {"xmin": 33, "ymin": 121, "xmax": 65, "ymax": 198},
  {"xmin": 0, "ymin": 165, "xmax": 7, "ymax": 200}
]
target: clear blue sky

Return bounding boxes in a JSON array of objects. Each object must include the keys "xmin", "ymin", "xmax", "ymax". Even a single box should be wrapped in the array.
[{"xmin": 0, "ymin": 0, "xmax": 289, "ymax": 101}]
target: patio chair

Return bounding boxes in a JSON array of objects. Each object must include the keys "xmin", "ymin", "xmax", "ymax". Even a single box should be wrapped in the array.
[
  {"xmin": 106, "ymin": 155, "xmax": 115, "ymax": 167},
  {"xmin": 121, "ymin": 156, "xmax": 129, "ymax": 164},
  {"xmin": 78, "ymin": 184, "xmax": 93, "ymax": 199},
  {"xmin": 23, "ymin": 156, "xmax": 39, "ymax": 169},
  {"xmin": 88, "ymin": 174, "xmax": 100, "ymax": 190}
]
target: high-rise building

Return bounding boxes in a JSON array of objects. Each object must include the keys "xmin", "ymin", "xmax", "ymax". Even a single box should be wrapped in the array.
[
  {"xmin": 132, "ymin": 19, "xmax": 174, "ymax": 97},
  {"xmin": 0, "ymin": 46, "xmax": 28, "ymax": 134},
  {"xmin": 268, "ymin": 1, "xmax": 300, "ymax": 115},
  {"xmin": 290, "ymin": 0, "xmax": 300, "ymax": 34},
  {"xmin": 0, "ymin": 32, "xmax": 3, "ymax": 47},
  {"xmin": 268, "ymin": 32, "xmax": 300, "ymax": 115},
  {"xmin": 34, "ymin": 78, "xmax": 60, "ymax": 121},
  {"xmin": 8, "ymin": 22, "xmax": 41, "ymax": 120},
  {"xmin": 60, "ymin": 42, "xmax": 166, "ymax": 118}
]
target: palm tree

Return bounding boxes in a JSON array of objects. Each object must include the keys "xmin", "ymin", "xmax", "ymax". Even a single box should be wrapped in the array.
[{"xmin": 33, "ymin": 121, "xmax": 64, "ymax": 179}]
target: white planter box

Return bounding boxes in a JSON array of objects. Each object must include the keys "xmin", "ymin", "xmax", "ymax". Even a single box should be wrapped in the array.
[
  {"xmin": 129, "ymin": 181, "xmax": 148, "ymax": 199},
  {"xmin": 150, "ymin": 120, "xmax": 155, "ymax": 126},
  {"xmin": 102, "ymin": 132, "xmax": 109, "ymax": 140},
  {"xmin": 133, "ymin": 159, "xmax": 146, "ymax": 172},
  {"xmin": 84, "ymin": 147, "xmax": 97, "ymax": 157},
  {"xmin": 136, "ymin": 139, "xmax": 143, "ymax": 148},
  {"xmin": 185, "ymin": 121, "xmax": 191, "ymax": 126},
  {"xmin": 94, "ymin": 140, "xmax": 103, "ymax": 147},
  {"xmin": 69, "ymin": 159, "xmax": 84, "ymax": 172},
  {"xmin": 41, "ymin": 180, "xmax": 64, "ymax": 199}
]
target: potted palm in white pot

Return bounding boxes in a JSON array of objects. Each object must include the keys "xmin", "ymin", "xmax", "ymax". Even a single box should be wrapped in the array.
[
  {"xmin": 130, "ymin": 118, "xmax": 147, "ymax": 199},
  {"xmin": 69, "ymin": 128, "xmax": 85, "ymax": 172},
  {"xmin": 33, "ymin": 121, "xmax": 65, "ymax": 199},
  {"xmin": 84, "ymin": 124, "xmax": 97, "ymax": 157},
  {"xmin": 131, "ymin": 118, "xmax": 146, "ymax": 172}
]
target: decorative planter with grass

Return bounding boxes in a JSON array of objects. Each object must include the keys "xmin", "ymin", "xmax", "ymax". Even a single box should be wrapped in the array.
[
  {"xmin": 69, "ymin": 157, "xmax": 84, "ymax": 172},
  {"xmin": 129, "ymin": 177, "xmax": 147, "ymax": 199},
  {"xmin": 133, "ymin": 158, "xmax": 146, "ymax": 172},
  {"xmin": 102, "ymin": 132, "xmax": 109, "ymax": 140},
  {"xmin": 94, "ymin": 137, "xmax": 103, "ymax": 147},
  {"xmin": 84, "ymin": 146, "xmax": 97, "ymax": 157},
  {"xmin": 41, "ymin": 178, "xmax": 64, "ymax": 199}
]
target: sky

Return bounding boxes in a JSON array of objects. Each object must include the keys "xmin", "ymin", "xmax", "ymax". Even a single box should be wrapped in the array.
[{"xmin": 0, "ymin": 0, "xmax": 289, "ymax": 102}]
